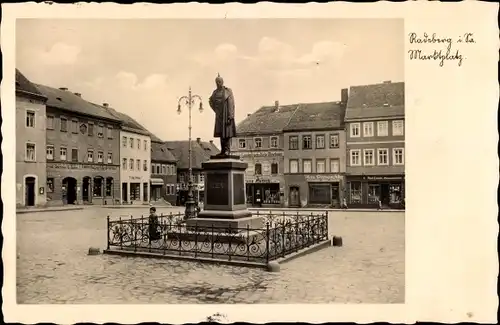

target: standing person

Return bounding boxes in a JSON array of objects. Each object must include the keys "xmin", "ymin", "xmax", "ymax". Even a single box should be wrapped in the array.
[
  {"xmin": 377, "ymin": 197, "xmax": 383, "ymax": 210},
  {"xmin": 148, "ymin": 206, "xmax": 160, "ymax": 242},
  {"xmin": 341, "ymin": 197, "xmax": 348, "ymax": 209},
  {"xmin": 255, "ymin": 190, "xmax": 262, "ymax": 207}
]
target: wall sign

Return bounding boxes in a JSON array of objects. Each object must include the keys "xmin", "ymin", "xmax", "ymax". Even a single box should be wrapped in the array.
[
  {"xmin": 246, "ymin": 178, "xmax": 280, "ymax": 184},
  {"xmin": 239, "ymin": 151, "xmax": 283, "ymax": 158},
  {"xmin": 48, "ymin": 162, "xmax": 118, "ymax": 172},
  {"xmin": 305, "ymin": 174, "xmax": 342, "ymax": 182},
  {"xmin": 364, "ymin": 176, "xmax": 404, "ymax": 181},
  {"xmin": 129, "ymin": 176, "xmax": 141, "ymax": 180}
]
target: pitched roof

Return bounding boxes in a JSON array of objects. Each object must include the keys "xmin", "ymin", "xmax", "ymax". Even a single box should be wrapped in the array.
[
  {"xmin": 15, "ymin": 69, "xmax": 46, "ymax": 100},
  {"xmin": 198, "ymin": 141, "xmax": 220, "ymax": 156},
  {"xmin": 236, "ymin": 104, "xmax": 300, "ymax": 135},
  {"xmin": 345, "ymin": 81, "xmax": 405, "ymax": 120},
  {"xmin": 98, "ymin": 104, "xmax": 150, "ymax": 136},
  {"xmin": 149, "ymin": 133, "xmax": 164, "ymax": 143},
  {"xmin": 151, "ymin": 141, "xmax": 177, "ymax": 162},
  {"xmin": 283, "ymin": 101, "xmax": 345, "ymax": 131},
  {"xmin": 34, "ymin": 83, "xmax": 120, "ymax": 122},
  {"xmin": 164, "ymin": 140, "xmax": 219, "ymax": 169}
]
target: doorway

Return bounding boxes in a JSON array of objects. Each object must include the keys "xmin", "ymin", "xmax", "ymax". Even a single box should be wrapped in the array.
[
  {"xmin": 62, "ymin": 177, "xmax": 77, "ymax": 205},
  {"xmin": 82, "ymin": 177, "xmax": 91, "ymax": 202},
  {"xmin": 289, "ymin": 186, "xmax": 300, "ymax": 207},
  {"xmin": 25, "ymin": 177, "xmax": 36, "ymax": 207},
  {"xmin": 380, "ymin": 183, "xmax": 390, "ymax": 205},
  {"xmin": 331, "ymin": 183, "xmax": 340, "ymax": 207},
  {"xmin": 122, "ymin": 182, "xmax": 128, "ymax": 203}
]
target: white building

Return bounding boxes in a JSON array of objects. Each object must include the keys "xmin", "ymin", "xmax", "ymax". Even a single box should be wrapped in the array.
[{"xmin": 119, "ymin": 128, "xmax": 151, "ymax": 204}]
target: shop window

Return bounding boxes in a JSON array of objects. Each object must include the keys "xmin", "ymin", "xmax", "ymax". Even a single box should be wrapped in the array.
[
  {"xmin": 368, "ymin": 184, "xmax": 380, "ymax": 203},
  {"xmin": 93, "ymin": 177, "xmax": 103, "ymax": 197},
  {"xmin": 47, "ymin": 178, "xmax": 54, "ymax": 193},
  {"xmin": 308, "ymin": 184, "xmax": 331, "ymax": 204},
  {"xmin": 263, "ymin": 185, "xmax": 280, "ymax": 204},
  {"xmin": 389, "ymin": 184, "xmax": 402, "ymax": 204},
  {"xmin": 106, "ymin": 177, "xmax": 113, "ymax": 196},
  {"xmin": 350, "ymin": 182, "xmax": 362, "ymax": 204}
]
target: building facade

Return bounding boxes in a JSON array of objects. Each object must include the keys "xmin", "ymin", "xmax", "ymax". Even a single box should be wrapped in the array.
[
  {"xmin": 119, "ymin": 129, "xmax": 151, "ymax": 204},
  {"xmin": 232, "ymin": 101, "xmax": 301, "ymax": 207},
  {"xmin": 37, "ymin": 85, "xmax": 121, "ymax": 206},
  {"xmin": 283, "ymin": 95, "xmax": 348, "ymax": 208},
  {"xmin": 150, "ymin": 140, "xmax": 178, "ymax": 205},
  {"xmin": 15, "ymin": 69, "xmax": 48, "ymax": 207},
  {"xmin": 344, "ymin": 81, "xmax": 405, "ymax": 209}
]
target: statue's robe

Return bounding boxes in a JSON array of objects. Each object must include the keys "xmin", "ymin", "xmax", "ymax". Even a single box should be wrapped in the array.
[{"xmin": 209, "ymin": 86, "xmax": 237, "ymax": 139}]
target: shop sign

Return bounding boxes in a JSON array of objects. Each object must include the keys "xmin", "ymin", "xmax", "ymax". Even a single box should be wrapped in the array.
[
  {"xmin": 364, "ymin": 176, "xmax": 403, "ymax": 181},
  {"xmin": 239, "ymin": 151, "xmax": 283, "ymax": 158},
  {"xmin": 129, "ymin": 176, "xmax": 141, "ymax": 180},
  {"xmin": 305, "ymin": 174, "xmax": 342, "ymax": 182},
  {"xmin": 246, "ymin": 178, "xmax": 280, "ymax": 184},
  {"xmin": 48, "ymin": 162, "xmax": 118, "ymax": 172}
]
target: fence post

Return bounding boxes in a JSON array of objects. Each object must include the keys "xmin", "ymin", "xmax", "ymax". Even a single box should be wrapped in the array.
[
  {"xmin": 228, "ymin": 224, "xmax": 232, "ymax": 261},
  {"xmin": 325, "ymin": 211, "xmax": 329, "ymax": 240},
  {"xmin": 265, "ymin": 222, "xmax": 270, "ymax": 263},
  {"xmin": 106, "ymin": 215, "xmax": 110, "ymax": 250},
  {"xmin": 178, "ymin": 221, "xmax": 182, "ymax": 256},
  {"xmin": 246, "ymin": 225, "xmax": 250, "ymax": 261},
  {"xmin": 119, "ymin": 216, "xmax": 123, "ymax": 250},
  {"xmin": 281, "ymin": 223, "xmax": 286, "ymax": 257},
  {"xmin": 132, "ymin": 215, "xmax": 137, "ymax": 252},
  {"xmin": 194, "ymin": 223, "xmax": 198, "ymax": 258},
  {"xmin": 211, "ymin": 224, "xmax": 215, "ymax": 259}
]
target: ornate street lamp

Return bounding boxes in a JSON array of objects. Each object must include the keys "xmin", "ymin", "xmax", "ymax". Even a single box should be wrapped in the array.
[{"xmin": 177, "ymin": 87, "xmax": 203, "ymax": 220}]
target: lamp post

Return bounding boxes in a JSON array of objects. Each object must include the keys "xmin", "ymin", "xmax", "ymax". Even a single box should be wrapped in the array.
[{"xmin": 177, "ymin": 87, "xmax": 203, "ymax": 220}]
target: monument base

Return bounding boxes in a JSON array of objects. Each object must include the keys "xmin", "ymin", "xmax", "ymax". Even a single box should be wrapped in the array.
[{"xmin": 185, "ymin": 213, "xmax": 263, "ymax": 233}]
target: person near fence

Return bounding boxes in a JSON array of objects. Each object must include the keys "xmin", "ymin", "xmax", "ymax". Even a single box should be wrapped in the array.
[
  {"xmin": 148, "ymin": 206, "xmax": 161, "ymax": 242},
  {"xmin": 341, "ymin": 197, "xmax": 348, "ymax": 209}
]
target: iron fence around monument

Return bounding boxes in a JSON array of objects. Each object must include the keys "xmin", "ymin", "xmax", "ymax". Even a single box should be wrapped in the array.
[{"xmin": 106, "ymin": 211, "xmax": 329, "ymax": 264}]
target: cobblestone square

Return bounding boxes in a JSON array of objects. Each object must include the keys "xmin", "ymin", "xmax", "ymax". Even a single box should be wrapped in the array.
[{"xmin": 16, "ymin": 207, "xmax": 404, "ymax": 304}]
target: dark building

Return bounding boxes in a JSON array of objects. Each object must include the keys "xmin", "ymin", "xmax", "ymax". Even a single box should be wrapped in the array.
[
  {"xmin": 36, "ymin": 84, "xmax": 122, "ymax": 206},
  {"xmin": 344, "ymin": 81, "xmax": 405, "ymax": 209},
  {"xmin": 283, "ymin": 91, "xmax": 348, "ymax": 208},
  {"xmin": 165, "ymin": 138, "xmax": 219, "ymax": 205},
  {"xmin": 150, "ymin": 140, "xmax": 178, "ymax": 205}
]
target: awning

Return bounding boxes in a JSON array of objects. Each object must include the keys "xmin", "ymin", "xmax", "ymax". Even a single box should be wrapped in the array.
[{"xmin": 150, "ymin": 178, "xmax": 164, "ymax": 186}]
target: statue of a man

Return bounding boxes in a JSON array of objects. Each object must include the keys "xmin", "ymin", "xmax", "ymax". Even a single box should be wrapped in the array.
[{"xmin": 208, "ymin": 73, "xmax": 237, "ymax": 156}]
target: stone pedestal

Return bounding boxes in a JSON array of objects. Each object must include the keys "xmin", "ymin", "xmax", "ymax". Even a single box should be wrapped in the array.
[{"xmin": 185, "ymin": 155, "xmax": 264, "ymax": 233}]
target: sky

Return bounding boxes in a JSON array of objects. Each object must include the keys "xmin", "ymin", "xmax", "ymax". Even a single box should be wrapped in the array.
[{"xmin": 16, "ymin": 19, "xmax": 404, "ymax": 143}]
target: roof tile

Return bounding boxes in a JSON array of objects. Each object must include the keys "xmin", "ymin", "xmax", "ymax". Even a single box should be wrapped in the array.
[
  {"xmin": 151, "ymin": 142, "xmax": 177, "ymax": 162},
  {"xmin": 164, "ymin": 140, "xmax": 219, "ymax": 169},
  {"xmin": 283, "ymin": 102, "xmax": 346, "ymax": 131},
  {"xmin": 237, "ymin": 104, "xmax": 300, "ymax": 135},
  {"xmin": 15, "ymin": 69, "xmax": 46, "ymax": 99}
]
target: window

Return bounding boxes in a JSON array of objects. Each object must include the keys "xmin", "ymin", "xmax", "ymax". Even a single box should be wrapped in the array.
[
  {"xmin": 271, "ymin": 162, "xmax": 278, "ymax": 175},
  {"xmin": 97, "ymin": 125, "xmax": 104, "ymax": 138},
  {"xmin": 377, "ymin": 121, "xmax": 388, "ymax": 136},
  {"xmin": 392, "ymin": 120, "xmax": 404, "ymax": 136},
  {"xmin": 316, "ymin": 159, "xmax": 326, "ymax": 173},
  {"xmin": 172, "ymin": 166, "xmax": 176, "ymax": 175},
  {"xmin": 144, "ymin": 140, "xmax": 148, "ymax": 151},
  {"xmin": 254, "ymin": 138, "xmax": 262, "ymax": 148},
  {"xmin": 151, "ymin": 164, "xmax": 155, "ymax": 173},
  {"xmin": 200, "ymin": 173, "xmax": 205, "ymax": 183},
  {"xmin": 26, "ymin": 111, "xmax": 35, "ymax": 128},
  {"xmin": 289, "ymin": 159, "xmax": 298, "ymax": 173},
  {"xmin": 162, "ymin": 165, "xmax": 167, "ymax": 174},
  {"xmin": 47, "ymin": 178, "xmax": 54, "ymax": 193},
  {"xmin": 107, "ymin": 126, "xmax": 113, "ymax": 139},
  {"xmin": 179, "ymin": 174, "xmax": 185, "ymax": 183},
  {"xmin": 25, "ymin": 143, "xmax": 36, "ymax": 161},
  {"xmin": 363, "ymin": 122, "xmax": 374, "ymax": 137},
  {"xmin": 330, "ymin": 134, "xmax": 339, "ymax": 148},
  {"xmin": 122, "ymin": 158, "xmax": 127, "ymax": 170},
  {"xmin": 350, "ymin": 182, "xmax": 362, "ymax": 204},
  {"xmin": 60, "ymin": 147, "xmax": 67, "ymax": 161},
  {"xmin": 87, "ymin": 150, "xmax": 94, "ymax": 163},
  {"xmin": 289, "ymin": 136, "xmax": 299, "ymax": 150},
  {"xmin": 393, "ymin": 148, "xmax": 405, "ymax": 165},
  {"xmin": 350, "ymin": 149, "xmax": 361, "ymax": 166},
  {"xmin": 302, "ymin": 135, "xmax": 312, "ymax": 149},
  {"xmin": 363, "ymin": 149, "xmax": 375, "ymax": 166},
  {"xmin": 46, "ymin": 145, "xmax": 54, "ymax": 160},
  {"xmin": 105, "ymin": 177, "xmax": 113, "ymax": 196},
  {"xmin": 71, "ymin": 148, "xmax": 78, "ymax": 162},
  {"xmin": 97, "ymin": 151, "xmax": 104, "ymax": 163},
  {"xmin": 238, "ymin": 139, "xmax": 246, "ymax": 149},
  {"xmin": 330, "ymin": 159, "xmax": 340, "ymax": 173},
  {"xmin": 303, "ymin": 159, "xmax": 312, "ymax": 173},
  {"xmin": 136, "ymin": 159, "xmax": 140, "ymax": 171},
  {"xmin": 377, "ymin": 148, "xmax": 389, "ymax": 165},
  {"xmin": 130, "ymin": 138, "xmax": 134, "ymax": 148},
  {"xmin": 270, "ymin": 136, "xmax": 278, "ymax": 148},
  {"xmin": 122, "ymin": 136, "xmax": 127, "ymax": 148},
  {"xmin": 255, "ymin": 163, "xmax": 262, "ymax": 175},
  {"xmin": 138, "ymin": 139, "xmax": 141, "ymax": 149},
  {"xmin": 107, "ymin": 152, "xmax": 112, "ymax": 164},
  {"xmin": 143, "ymin": 160, "xmax": 147, "ymax": 171},
  {"xmin": 71, "ymin": 119, "xmax": 78, "ymax": 133},
  {"xmin": 315, "ymin": 135, "xmax": 325, "ymax": 149},
  {"xmin": 60, "ymin": 117, "xmax": 68, "ymax": 132},
  {"xmin": 129, "ymin": 159, "xmax": 134, "ymax": 170},
  {"xmin": 93, "ymin": 177, "xmax": 103, "ymax": 197},
  {"xmin": 46, "ymin": 116, "xmax": 54, "ymax": 130},
  {"xmin": 156, "ymin": 165, "xmax": 160, "ymax": 174},
  {"xmin": 368, "ymin": 184, "xmax": 380, "ymax": 204},
  {"xmin": 350, "ymin": 123, "xmax": 360, "ymax": 137},
  {"xmin": 88, "ymin": 123, "xmax": 94, "ymax": 136}
]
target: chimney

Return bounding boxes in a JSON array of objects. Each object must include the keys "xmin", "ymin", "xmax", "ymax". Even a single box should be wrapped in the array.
[
  {"xmin": 74, "ymin": 92, "xmax": 81, "ymax": 97},
  {"xmin": 209, "ymin": 140, "xmax": 213, "ymax": 144},
  {"xmin": 196, "ymin": 137, "xmax": 201, "ymax": 143},
  {"xmin": 247, "ymin": 113, "xmax": 251, "ymax": 117},
  {"xmin": 274, "ymin": 100, "xmax": 280, "ymax": 112},
  {"xmin": 383, "ymin": 80, "xmax": 391, "ymax": 84},
  {"xmin": 103, "ymin": 103, "xmax": 109, "ymax": 107},
  {"xmin": 59, "ymin": 87, "xmax": 68, "ymax": 91},
  {"xmin": 341, "ymin": 88, "xmax": 348, "ymax": 103}
]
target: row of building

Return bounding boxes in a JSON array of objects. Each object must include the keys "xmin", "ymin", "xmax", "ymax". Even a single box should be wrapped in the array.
[
  {"xmin": 231, "ymin": 81, "xmax": 405, "ymax": 209},
  {"xmin": 15, "ymin": 69, "xmax": 218, "ymax": 208}
]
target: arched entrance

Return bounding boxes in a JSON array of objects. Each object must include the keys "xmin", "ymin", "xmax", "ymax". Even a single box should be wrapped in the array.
[
  {"xmin": 24, "ymin": 176, "xmax": 36, "ymax": 207},
  {"xmin": 82, "ymin": 176, "xmax": 91, "ymax": 202},
  {"xmin": 62, "ymin": 177, "xmax": 77, "ymax": 205}
]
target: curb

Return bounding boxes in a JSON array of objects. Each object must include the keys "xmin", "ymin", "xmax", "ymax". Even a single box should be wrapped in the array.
[
  {"xmin": 16, "ymin": 207, "xmax": 84, "ymax": 214},
  {"xmin": 249, "ymin": 208, "xmax": 404, "ymax": 213}
]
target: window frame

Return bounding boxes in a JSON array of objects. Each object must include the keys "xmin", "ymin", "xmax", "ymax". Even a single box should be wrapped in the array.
[
  {"xmin": 350, "ymin": 123, "xmax": 360, "ymax": 138},
  {"xmin": 377, "ymin": 121, "xmax": 388, "ymax": 137},
  {"xmin": 71, "ymin": 119, "xmax": 79, "ymax": 134},
  {"xmin": 392, "ymin": 147, "xmax": 405, "ymax": 165},
  {"xmin": 289, "ymin": 136, "xmax": 299, "ymax": 150},
  {"xmin": 271, "ymin": 162, "xmax": 279, "ymax": 175},
  {"xmin": 238, "ymin": 139, "xmax": 246, "ymax": 149},
  {"xmin": 71, "ymin": 148, "xmax": 78, "ymax": 162},
  {"xmin": 107, "ymin": 152, "xmax": 113, "ymax": 164},
  {"xmin": 97, "ymin": 151, "xmax": 104, "ymax": 163},
  {"xmin": 46, "ymin": 145, "xmax": 54, "ymax": 161},
  {"xmin": 46, "ymin": 115, "xmax": 55, "ymax": 130},
  {"xmin": 270, "ymin": 136, "xmax": 279, "ymax": 149},
  {"xmin": 26, "ymin": 110, "xmax": 35, "ymax": 128},
  {"xmin": 87, "ymin": 149, "xmax": 94, "ymax": 163},
  {"xmin": 289, "ymin": 159, "xmax": 299, "ymax": 173},
  {"xmin": 302, "ymin": 135, "xmax": 313, "ymax": 150},
  {"xmin": 60, "ymin": 116, "xmax": 68, "ymax": 132},
  {"xmin": 60, "ymin": 147, "xmax": 68, "ymax": 161},
  {"xmin": 122, "ymin": 158, "xmax": 127, "ymax": 170},
  {"xmin": 330, "ymin": 158, "xmax": 340, "ymax": 173},
  {"xmin": 363, "ymin": 122, "xmax": 374, "ymax": 137},
  {"xmin": 129, "ymin": 158, "xmax": 134, "ymax": 170},
  {"xmin": 254, "ymin": 163, "xmax": 262, "ymax": 175},
  {"xmin": 377, "ymin": 148, "xmax": 389, "ymax": 166},
  {"xmin": 302, "ymin": 159, "xmax": 312, "ymax": 173},
  {"xmin": 363, "ymin": 148, "xmax": 375, "ymax": 166},
  {"xmin": 349, "ymin": 149, "xmax": 361, "ymax": 166},
  {"xmin": 107, "ymin": 125, "xmax": 113, "ymax": 139},
  {"xmin": 88, "ymin": 122, "xmax": 94, "ymax": 136},
  {"xmin": 97, "ymin": 124, "xmax": 104, "ymax": 138},
  {"xmin": 253, "ymin": 137, "xmax": 262, "ymax": 149},
  {"xmin": 25, "ymin": 142, "xmax": 36, "ymax": 161},
  {"xmin": 316, "ymin": 159, "xmax": 326, "ymax": 173},
  {"xmin": 392, "ymin": 120, "xmax": 404, "ymax": 136},
  {"xmin": 329, "ymin": 133, "xmax": 340, "ymax": 149},
  {"xmin": 315, "ymin": 134, "xmax": 325, "ymax": 149}
]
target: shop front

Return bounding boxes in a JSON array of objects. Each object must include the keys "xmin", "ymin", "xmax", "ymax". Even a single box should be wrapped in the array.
[
  {"xmin": 245, "ymin": 176, "xmax": 283, "ymax": 207},
  {"xmin": 346, "ymin": 174, "xmax": 405, "ymax": 209},
  {"xmin": 284, "ymin": 173, "xmax": 344, "ymax": 208}
]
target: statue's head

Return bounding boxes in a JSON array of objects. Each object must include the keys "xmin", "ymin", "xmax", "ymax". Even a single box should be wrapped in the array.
[{"xmin": 215, "ymin": 73, "xmax": 224, "ymax": 89}]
